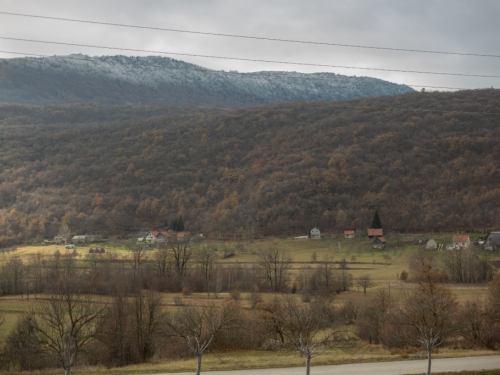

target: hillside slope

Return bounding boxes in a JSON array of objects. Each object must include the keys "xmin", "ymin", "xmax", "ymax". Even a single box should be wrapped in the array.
[
  {"xmin": 0, "ymin": 89, "xmax": 498, "ymax": 244},
  {"xmin": 0, "ymin": 55, "xmax": 414, "ymax": 106}
]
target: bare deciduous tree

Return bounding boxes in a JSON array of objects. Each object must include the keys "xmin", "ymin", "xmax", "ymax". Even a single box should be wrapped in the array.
[
  {"xmin": 3, "ymin": 313, "xmax": 48, "ymax": 371},
  {"xmin": 195, "ymin": 244, "xmax": 218, "ymax": 297},
  {"xmin": 133, "ymin": 289, "xmax": 166, "ymax": 362},
  {"xmin": 355, "ymin": 274, "xmax": 376, "ymax": 296},
  {"xmin": 152, "ymin": 248, "xmax": 170, "ymax": 278},
  {"xmin": 314, "ymin": 254, "xmax": 338, "ymax": 296},
  {"xmin": 1, "ymin": 256, "xmax": 24, "ymax": 294},
  {"xmin": 356, "ymin": 289, "xmax": 394, "ymax": 344},
  {"xmin": 97, "ymin": 289, "xmax": 165, "ymax": 366},
  {"xmin": 213, "ymin": 265, "xmax": 223, "ymax": 299},
  {"xmin": 268, "ymin": 295, "xmax": 348, "ymax": 375},
  {"xmin": 257, "ymin": 246, "xmax": 292, "ymax": 292},
  {"xmin": 397, "ymin": 268, "xmax": 458, "ymax": 375},
  {"xmin": 169, "ymin": 235, "xmax": 194, "ymax": 276},
  {"xmin": 488, "ymin": 273, "xmax": 500, "ymax": 320},
  {"xmin": 165, "ymin": 302, "xmax": 239, "ymax": 375},
  {"xmin": 129, "ymin": 245, "xmax": 147, "ymax": 279},
  {"xmin": 31, "ymin": 278, "xmax": 105, "ymax": 375}
]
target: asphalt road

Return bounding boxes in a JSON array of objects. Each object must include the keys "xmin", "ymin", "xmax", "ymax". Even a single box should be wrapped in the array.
[{"xmin": 157, "ymin": 355, "xmax": 500, "ymax": 375}]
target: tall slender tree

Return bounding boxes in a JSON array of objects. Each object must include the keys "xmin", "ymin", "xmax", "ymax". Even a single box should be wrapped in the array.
[{"xmin": 370, "ymin": 210, "xmax": 382, "ymax": 229}]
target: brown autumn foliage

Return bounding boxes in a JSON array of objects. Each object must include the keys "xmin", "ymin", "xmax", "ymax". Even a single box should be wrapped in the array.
[{"xmin": 0, "ymin": 89, "xmax": 499, "ymax": 244}]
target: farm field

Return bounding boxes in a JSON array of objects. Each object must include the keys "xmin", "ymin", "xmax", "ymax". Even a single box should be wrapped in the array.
[
  {"xmin": 0, "ymin": 233, "xmax": 498, "ymax": 374},
  {"xmin": 2, "ymin": 233, "xmax": 497, "ymax": 301}
]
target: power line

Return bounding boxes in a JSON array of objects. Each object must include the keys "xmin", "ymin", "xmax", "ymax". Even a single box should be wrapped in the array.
[
  {"xmin": 1, "ymin": 36, "xmax": 499, "ymax": 79},
  {"xmin": 0, "ymin": 50, "xmax": 475, "ymax": 91},
  {"xmin": 0, "ymin": 10, "xmax": 499, "ymax": 59}
]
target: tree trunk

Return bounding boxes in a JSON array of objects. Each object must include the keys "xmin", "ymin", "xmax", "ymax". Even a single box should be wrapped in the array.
[
  {"xmin": 196, "ymin": 354, "xmax": 202, "ymax": 375},
  {"xmin": 306, "ymin": 355, "xmax": 311, "ymax": 375},
  {"xmin": 65, "ymin": 367, "xmax": 70, "ymax": 375},
  {"xmin": 427, "ymin": 347, "xmax": 432, "ymax": 375}
]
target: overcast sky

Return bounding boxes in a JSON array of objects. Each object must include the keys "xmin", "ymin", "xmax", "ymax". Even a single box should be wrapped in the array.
[{"xmin": 0, "ymin": 0, "xmax": 499, "ymax": 91}]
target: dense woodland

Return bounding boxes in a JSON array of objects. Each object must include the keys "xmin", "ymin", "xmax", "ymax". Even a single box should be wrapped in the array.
[{"xmin": 0, "ymin": 89, "xmax": 499, "ymax": 245}]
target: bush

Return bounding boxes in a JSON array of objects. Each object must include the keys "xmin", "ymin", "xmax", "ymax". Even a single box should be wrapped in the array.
[{"xmin": 400, "ymin": 270, "xmax": 408, "ymax": 281}]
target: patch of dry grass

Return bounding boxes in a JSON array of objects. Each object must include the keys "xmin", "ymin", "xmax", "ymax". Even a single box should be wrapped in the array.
[{"xmin": 9, "ymin": 346, "xmax": 498, "ymax": 375}]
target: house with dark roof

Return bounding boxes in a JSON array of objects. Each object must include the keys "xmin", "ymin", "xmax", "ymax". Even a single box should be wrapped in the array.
[
  {"xmin": 372, "ymin": 236, "xmax": 387, "ymax": 249},
  {"xmin": 484, "ymin": 232, "xmax": 500, "ymax": 250}
]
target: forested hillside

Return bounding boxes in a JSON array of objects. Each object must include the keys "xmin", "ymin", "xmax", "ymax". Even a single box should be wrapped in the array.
[
  {"xmin": 0, "ymin": 89, "xmax": 499, "ymax": 245},
  {"xmin": 0, "ymin": 55, "xmax": 413, "ymax": 106}
]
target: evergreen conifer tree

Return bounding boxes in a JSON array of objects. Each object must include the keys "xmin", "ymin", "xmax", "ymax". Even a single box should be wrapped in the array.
[
  {"xmin": 169, "ymin": 217, "xmax": 184, "ymax": 231},
  {"xmin": 371, "ymin": 210, "xmax": 382, "ymax": 229},
  {"xmin": 170, "ymin": 218, "xmax": 178, "ymax": 231},
  {"xmin": 178, "ymin": 216, "xmax": 184, "ymax": 231}
]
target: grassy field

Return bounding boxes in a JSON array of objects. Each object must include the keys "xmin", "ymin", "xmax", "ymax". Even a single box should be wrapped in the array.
[
  {"xmin": 0, "ymin": 234, "xmax": 498, "ymax": 374},
  {"xmin": 2, "ymin": 233, "xmax": 497, "ymax": 303}
]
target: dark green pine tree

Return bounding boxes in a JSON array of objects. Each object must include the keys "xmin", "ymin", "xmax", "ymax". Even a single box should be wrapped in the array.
[
  {"xmin": 169, "ymin": 217, "xmax": 184, "ymax": 231},
  {"xmin": 177, "ymin": 216, "xmax": 184, "ymax": 231},
  {"xmin": 170, "ymin": 218, "xmax": 178, "ymax": 231},
  {"xmin": 371, "ymin": 210, "xmax": 382, "ymax": 229}
]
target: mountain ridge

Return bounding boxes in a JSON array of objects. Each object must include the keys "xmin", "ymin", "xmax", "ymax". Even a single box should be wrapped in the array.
[{"xmin": 0, "ymin": 54, "xmax": 414, "ymax": 106}]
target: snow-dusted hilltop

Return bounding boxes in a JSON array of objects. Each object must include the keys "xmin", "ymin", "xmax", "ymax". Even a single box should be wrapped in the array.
[{"xmin": 0, "ymin": 55, "xmax": 414, "ymax": 106}]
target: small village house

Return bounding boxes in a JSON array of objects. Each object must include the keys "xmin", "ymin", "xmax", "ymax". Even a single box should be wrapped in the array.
[
  {"xmin": 372, "ymin": 236, "xmax": 387, "ymax": 249},
  {"xmin": 452, "ymin": 234, "xmax": 470, "ymax": 250},
  {"xmin": 72, "ymin": 235, "xmax": 86, "ymax": 244},
  {"xmin": 70, "ymin": 235, "xmax": 94, "ymax": 244},
  {"xmin": 145, "ymin": 231, "xmax": 171, "ymax": 244},
  {"xmin": 344, "ymin": 230, "xmax": 355, "ymax": 239},
  {"xmin": 310, "ymin": 227, "xmax": 321, "ymax": 240},
  {"xmin": 54, "ymin": 236, "xmax": 66, "ymax": 245},
  {"xmin": 484, "ymin": 232, "xmax": 500, "ymax": 250},
  {"xmin": 367, "ymin": 228, "xmax": 383, "ymax": 238}
]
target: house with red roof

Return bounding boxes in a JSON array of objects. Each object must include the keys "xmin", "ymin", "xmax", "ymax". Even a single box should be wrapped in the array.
[
  {"xmin": 367, "ymin": 228, "xmax": 383, "ymax": 238},
  {"xmin": 452, "ymin": 234, "xmax": 470, "ymax": 250},
  {"xmin": 145, "ymin": 230, "xmax": 171, "ymax": 244},
  {"xmin": 344, "ymin": 230, "xmax": 355, "ymax": 239}
]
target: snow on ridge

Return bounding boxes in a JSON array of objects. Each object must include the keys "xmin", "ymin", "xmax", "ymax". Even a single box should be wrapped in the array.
[{"xmin": 1, "ymin": 54, "xmax": 415, "ymax": 104}]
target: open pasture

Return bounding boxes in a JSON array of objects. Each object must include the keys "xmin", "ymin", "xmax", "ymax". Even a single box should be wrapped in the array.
[{"xmin": 0, "ymin": 234, "xmax": 496, "ymax": 340}]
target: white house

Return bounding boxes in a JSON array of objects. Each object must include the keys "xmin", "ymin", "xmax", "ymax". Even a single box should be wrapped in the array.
[
  {"xmin": 145, "ymin": 231, "xmax": 171, "ymax": 244},
  {"xmin": 452, "ymin": 235, "xmax": 470, "ymax": 250},
  {"xmin": 310, "ymin": 227, "xmax": 321, "ymax": 240},
  {"xmin": 344, "ymin": 230, "xmax": 355, "ymax": 239},
  {"xmin": 72, "ymin": 235, "xmax": 86, "ymax": 244}
]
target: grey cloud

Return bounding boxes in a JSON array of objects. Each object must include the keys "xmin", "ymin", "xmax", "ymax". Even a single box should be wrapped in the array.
[{"xmin": 0, "ymin": 0, "xmax": 498, "ymax": 91}]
